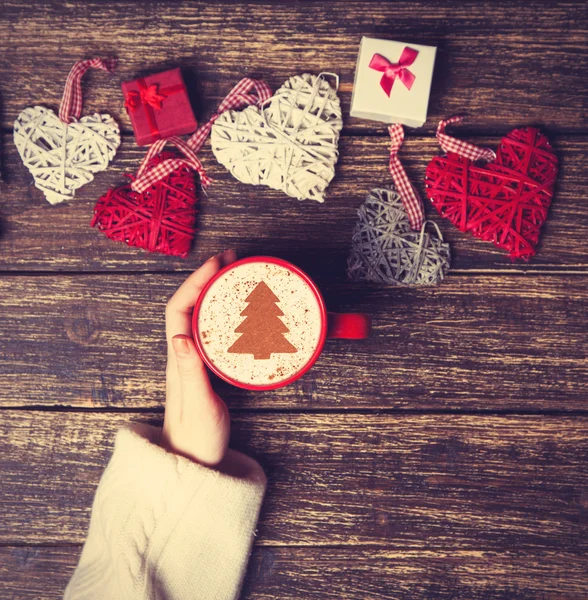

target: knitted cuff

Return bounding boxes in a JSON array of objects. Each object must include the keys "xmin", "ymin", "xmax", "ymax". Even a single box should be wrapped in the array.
[{"xmin": 65, "ymin": 424, "xmax": 266, "ymax": 600}]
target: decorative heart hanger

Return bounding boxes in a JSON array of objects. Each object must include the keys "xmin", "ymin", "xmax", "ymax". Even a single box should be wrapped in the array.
[
  {"xmin": 348, "ymin": 124, "xmax": 451, "ymax": 285},
  {"xmin": 348, "ymin": 187, "xmax": 451, "ymax": 285},
  {"xmin": 91, "ymin": 149, "xmax": 199, "ymax": 258},
  {"xmin": 92, "ymin": 78, "xmax": 272, "ymax": 257},
  {"xmin": 425, "ymin": 116, "xmax": 559, "ymax": 260},
  {"xmin": 211, "ymin": 73, "xmax": 343, "ymax": 203},
  {"xmin": 14, "ymin": 58, "xmax": 120, "ymax": 205}
]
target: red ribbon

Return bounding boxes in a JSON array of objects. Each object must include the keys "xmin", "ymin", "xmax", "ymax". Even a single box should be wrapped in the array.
[
  {"xmin": 369, "ymin": 47, "xmax": 418, "ymax": 96},
  {"xmin": 125, "ymin": 84, "xmax": 166, "ymax": 111},
  {"xmin": 124, "ymin": 79, "xmax": 185, "ymax": 140}
]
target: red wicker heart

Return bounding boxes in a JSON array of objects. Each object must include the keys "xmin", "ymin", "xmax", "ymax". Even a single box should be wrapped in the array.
[
  {"xmin": 91, "ymin": 151, "xmax": 198, "ymax": 258},
  {"xmin": 425, "ymin": 127, "xmax": 558, "ymax": 260}
]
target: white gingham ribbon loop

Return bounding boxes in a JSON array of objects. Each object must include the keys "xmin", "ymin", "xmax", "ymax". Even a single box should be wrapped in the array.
[
  {"xmin": 59, "ymin": 58, "xmax": 117, "ymax": 124},
  {"xmin": 215, "ymin": 78, "xmax": 272, "ymax": 117},
  {"xmin": 436, "ymin": 116, "xmax": 496, "ymax": 162},
  {"xmin": 388, "ymin": 123, "xmax": 424, "ymax": 231},
  {"xmin": 187, "ymin": 77, "xmax": 273, "ymax": 153},
  {"xmin": 131, "ymin": 136, "xmax": 208, "ymax": 193},
  {"xmin": 131, "ymin": 78, "xmax": 272, "ymax": 191}
]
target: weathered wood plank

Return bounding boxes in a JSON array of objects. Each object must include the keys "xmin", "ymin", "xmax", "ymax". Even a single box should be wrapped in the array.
[
  {"xmin": 244, "ymin": 549, "xmax": 588, "ymax": 600},
  {"xmin": 1, "ymin": 411, "xmax": 586, "ymax": 550},
  {"xmin": 0, "ymin": 2, "xmax": 586, "ymax": 133},
  {"xmin": 1, "ymin": 274, "xmax": 586, "ymax": 410},
  {"xmin": 0, "ymin": 274, "xmax": 585, "ymax": 410},
  {"xmin": 1, "ymin": 546, "xmax": 587, "ymax": 600},
  {"xmin": 0, "ymin": 134, "xmax": 585, "ymax": 271}
]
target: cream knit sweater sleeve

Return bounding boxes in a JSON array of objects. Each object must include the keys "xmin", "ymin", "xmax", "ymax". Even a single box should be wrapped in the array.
[{"xmin": 64, "ymin": 423, "xmax": 267, "ymax": 600}]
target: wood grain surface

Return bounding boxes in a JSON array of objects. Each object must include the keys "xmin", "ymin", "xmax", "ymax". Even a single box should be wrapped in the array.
[
  {"xmin": 1, "ymin": 0, "xmax": 587, "ymax": 597},
  {"xmin": 2, "ymin": 546, "xmax": 587, "ymax": 600},
  {"xmin": 0, "ymin": 274, "xmax": 585, "ymax": 410},
  {"xmin": 2, "ymin": 411, "xmax": 587, "ymax": 548}
]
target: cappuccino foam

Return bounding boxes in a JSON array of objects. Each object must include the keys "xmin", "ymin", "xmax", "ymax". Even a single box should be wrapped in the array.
[{"xmin": 197, "ymin": 261, "xmax": 323, "ymax": 386}]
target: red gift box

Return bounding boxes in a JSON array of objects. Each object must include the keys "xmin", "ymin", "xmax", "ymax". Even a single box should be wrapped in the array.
[{"xmin": 122, "ymin": 68, "xmax": 198, "ymax": 146}]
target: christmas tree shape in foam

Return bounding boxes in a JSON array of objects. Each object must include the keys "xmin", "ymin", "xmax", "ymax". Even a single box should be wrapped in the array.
[{"xmin": 228, "ymin": 280, "xmax": 297, "ymax": 360}]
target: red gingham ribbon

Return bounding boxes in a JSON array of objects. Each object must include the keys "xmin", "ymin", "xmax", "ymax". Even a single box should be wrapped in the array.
[
  {"xmin": 131, "ymin": 78, "xmax": 272, "ymax": 193},
  {"xmin": 436, "ymin": 116, "xmax": 496, "ymax": 162},
  {"xmin": 59, "ymin": 58, "xmax": 117, "ymax": 124},
  {"xmin": 388, "ymin": 124, "xmax": 424, "ymax": 231},
  {"xmin": 132, "ymin": 136, "xmax": 205, "ymax": 187}
]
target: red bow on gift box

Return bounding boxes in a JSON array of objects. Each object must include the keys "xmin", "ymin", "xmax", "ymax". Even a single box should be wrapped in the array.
[
  {"xmin": 369, "ymin": 47, "xmax": 418, "ymax": 96},
  {"xmin": 123, "ymin": 77, "xmax": 186, "ymax": 141},
  {"xmin": 124, "ymin": 83, "xmax": 168, "ymax": 111}
]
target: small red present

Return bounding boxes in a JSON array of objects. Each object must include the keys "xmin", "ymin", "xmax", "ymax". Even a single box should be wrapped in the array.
[{"xmin": 122, "ymin": 68, "xmax": 198, "ymax": 146}]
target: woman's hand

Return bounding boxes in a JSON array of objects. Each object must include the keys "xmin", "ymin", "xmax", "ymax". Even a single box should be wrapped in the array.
[{"xmin": 161, "ymin": 250, "xmax": 237, "ymax": 466}]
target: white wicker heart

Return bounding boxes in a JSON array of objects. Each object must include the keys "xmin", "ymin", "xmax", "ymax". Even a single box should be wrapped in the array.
[
  {"xmin": 14, "ymin": 106, "xmax": 120, "ymax": 205},
  {"xmin": 211, "ymin": 73, "xmax": 343, "ymax": 203}
]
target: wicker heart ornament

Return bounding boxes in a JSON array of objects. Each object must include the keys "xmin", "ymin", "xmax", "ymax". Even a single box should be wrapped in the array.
[
  {"xmin": 91, "ymin": 152, "xmax": 197, "ymax": 258},
  {"xmin": 92, "ymin": 78, "xmax": 272, "ymax": 257},
  {"xmin": 425, "ymin": 123, "xmax": 558, "ymax": 260},
  {"xmin": 13, "ymin": 58, "xmax": 120, "ymax": 205},
  {"xmin": 211, "ymin": 73, "xmax": 343, "ymax": 202},
  {"xmin": 348, "ymin": 187, "xmax": 450, "ymax": 285},
  {"xmin": 14, "ymin": 106, "xmax": 120, "ymax": 205}
]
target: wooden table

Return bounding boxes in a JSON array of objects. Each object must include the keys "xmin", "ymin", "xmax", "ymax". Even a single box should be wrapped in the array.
[{"xmin": 1, "ymin": 2, "xmax": 586, "ymax": 598}]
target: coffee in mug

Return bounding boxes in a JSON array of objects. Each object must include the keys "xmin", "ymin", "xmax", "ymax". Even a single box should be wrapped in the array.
[{"xmin": 193, "ymin": 256, "xmax": 370, "ymax": 390}]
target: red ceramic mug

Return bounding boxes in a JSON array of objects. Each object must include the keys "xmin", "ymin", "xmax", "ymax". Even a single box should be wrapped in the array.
[{"xmin": 192, "ymin": 256, "xmax": 371, "ymax": 390}]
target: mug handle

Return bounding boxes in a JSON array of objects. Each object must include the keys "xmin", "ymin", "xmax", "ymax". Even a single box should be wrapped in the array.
[{"xmin": 327, "ymin": 312, "xmax": 371, "ymax": 339}]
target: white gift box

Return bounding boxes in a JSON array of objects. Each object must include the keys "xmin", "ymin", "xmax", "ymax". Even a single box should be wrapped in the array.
[{"xmin": 350, "ymin": 37, "xmax": 436, "ymax": 128}]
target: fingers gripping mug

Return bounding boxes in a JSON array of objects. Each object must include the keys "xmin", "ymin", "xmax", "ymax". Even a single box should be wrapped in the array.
[{"xmin": 192, "ymin": 256, "xmax": 371, "ymax": 390}]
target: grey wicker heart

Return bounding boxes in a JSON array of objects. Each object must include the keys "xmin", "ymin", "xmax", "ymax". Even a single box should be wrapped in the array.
[
  {"xmin": 347, "ymin": 187, "xmax": 451, "ymax": 285},
  {"xmin": 14, "ymin": 106, "xmax": 120, "ymax": 205},
  {"xmin": 211, "ymin": 73, "xmax": 342, "ymax": 203}
]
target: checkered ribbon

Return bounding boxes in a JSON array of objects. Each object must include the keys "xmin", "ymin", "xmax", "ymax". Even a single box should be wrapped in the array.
[
  {"xmin": 131, "ymin": 78, "xmax": 272, "ymax": 193},
  {"xmin": 132, "ymin": 136, "xmax": 205, "ymax": 187},
  {"xmin": 436, "ymin": 116, "xmax": 496, "ymax": 162},
  {"xmin": 59, "ymin": 58, "xmax": 117, "ymax": 124},
  {"xmin": 388, "ymin": 124, "xmax": 424, "ymax": 230}
]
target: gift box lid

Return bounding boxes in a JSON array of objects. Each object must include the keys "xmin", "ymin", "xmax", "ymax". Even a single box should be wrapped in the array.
[
  {"xmin": 350, "ymin": 37, "xmax": 436, "ymax": 128},
  {"xmin": 122, "ymin": 67, "xmax": 198, "ymax": 146}
]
